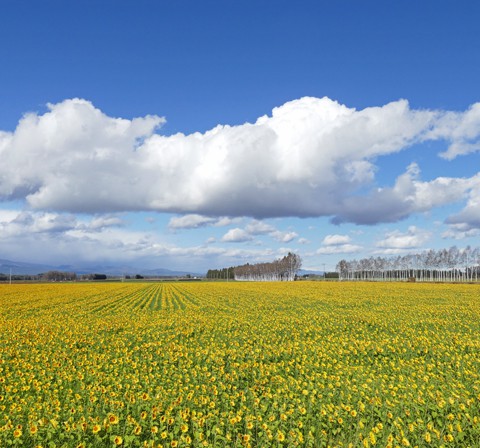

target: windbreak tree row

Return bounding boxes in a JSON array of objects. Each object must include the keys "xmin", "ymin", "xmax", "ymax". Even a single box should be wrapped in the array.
[
  {"xmin": 233, "ymin": 252, "xmax": 302, "ymax": 281},
  {"xmin": 205, "ymin": 267, "xmax": 235, "ymax": 280},
  {"xmin": 336, "ymin": 245, "xmax": 480, "ymax": 282}
]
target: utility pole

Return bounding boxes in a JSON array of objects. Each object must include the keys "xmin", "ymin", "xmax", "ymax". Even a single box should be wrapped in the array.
[
  {"xmin": 9, "ymin": 268, "xmax": 12, "ymax": 285},
  {"xmin": 323, "ymin": 263, "xmax": 326, "ymax": 280}
]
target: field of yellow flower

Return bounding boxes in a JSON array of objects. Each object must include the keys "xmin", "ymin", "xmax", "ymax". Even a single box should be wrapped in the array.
[{"xmin": 1, "ymin": 281, "xmax": 480, "ymax": 448}]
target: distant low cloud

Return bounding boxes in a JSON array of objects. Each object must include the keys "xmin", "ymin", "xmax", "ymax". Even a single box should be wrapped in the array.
[
  {"xmin": 168, "ymin": 214, "xmax": 216, "ymax": 229},
  {"xmin": 427, "ymin": 103, "xmax": 480, "ymax": 160},
  {"xmin": 317, "ymin": 233, "xmax": 362, "ymax": 254},
  {"xmin": 0, "ymin": 210, "xmax": 123, "ymax": 239},
  {"xmin": 271, "ymin": 230, "xmax": 298, "ymax": 243},
  {"xmin": 88, "ymin": 215, "xmax": 124, "ymax": 230},
  {"xmin": 168, "ymin": 214, "xmax": 240, "ymax": 230},
  {"xmin": 245, "ymin": 220, "xmax": 276, "ymax": 235},
  {"xmin": 316, "ymin": 244, "xmax": 363, "ymax": 255},
  {"xmin": 1, "ymin": 97, "xmax": 479, "ymax": 224},
  {"xmin": 0, "ymin": 209, "xmax": 280, "ymax": 269},
  {"xmin": 332, "ymin": 164, "xmax": 479, "ymax": 225},
  {"xmin": 375, "ymin": 226, "xmax": 431, "ymax": 254},
  {"xmin": 442, "ymin": 224, "xmax": 480, "ymax": 240},
  {"xmin": 219, "ymin": 219, "xmax": 299, "ymax": 244},
  {"xmin": 444, "ymin": 185, "xmax": 480, "ymax": 231},
  {"xmin": 322, "ymin": 234, "xmax": 351, "ymax": 245}
]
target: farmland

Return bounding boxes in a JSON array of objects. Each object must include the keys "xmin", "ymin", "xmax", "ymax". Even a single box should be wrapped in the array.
[{"xmin": 1, "ymin": 282, "xmax": 480, "ymax": 447}]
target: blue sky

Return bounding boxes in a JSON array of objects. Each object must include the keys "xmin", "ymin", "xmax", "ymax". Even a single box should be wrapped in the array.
[{"xmin": 1, "ymin": 1, "xmax": 480, "ymax": 273}]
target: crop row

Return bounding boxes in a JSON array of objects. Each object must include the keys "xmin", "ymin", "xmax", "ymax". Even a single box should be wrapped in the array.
[{"xmin": 0, "ymin": 281, "xmax": 480, "ymax": 447}]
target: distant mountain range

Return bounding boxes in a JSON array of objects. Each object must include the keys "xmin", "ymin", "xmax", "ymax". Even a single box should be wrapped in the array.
[
  {"xmin": 0, "ymin": 258, "xmax": 202, "ymax": 277},
  {"xmin": 0, "ymin": 258, "xmax": 322, "ymax": 278}
]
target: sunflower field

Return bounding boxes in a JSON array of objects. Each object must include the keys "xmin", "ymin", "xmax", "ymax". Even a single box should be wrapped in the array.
[{"xmin": 1, "ymin": 281, "xmax": 480, "ymax": 448}]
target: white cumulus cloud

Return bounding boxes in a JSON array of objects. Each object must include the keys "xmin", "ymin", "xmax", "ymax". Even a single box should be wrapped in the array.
[
  {"xmin": 221, "ymin": 228, "xmax": 253, "ymax": 243},
  {"xmin": 1, "ymin": 97, "xmax": 479, "ymax": 224}
]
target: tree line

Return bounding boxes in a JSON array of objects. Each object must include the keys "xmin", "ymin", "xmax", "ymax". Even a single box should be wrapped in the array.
[
  {"xmin": 336, "ymin": 246, "xmax": 480, "ymax": 282},
  {"xmin": 209, "ymin": 252, "xmax": 302, "ymax": 282},
  {"xmin": 205, "ymin": 267, "xmax": 235, "ymax": 280},
  {"xmin": 0, "ymin": 271, "xmax": 78, "ymax": 282},
  {"xmin": 0, "ymin": 271, "xmax": 112, "ymax": 282}
]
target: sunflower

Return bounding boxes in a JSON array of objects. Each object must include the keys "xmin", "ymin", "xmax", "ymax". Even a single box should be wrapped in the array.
[{"xmin": 109, "ymin": 414, "xmax": 119, "ymax": 425}]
